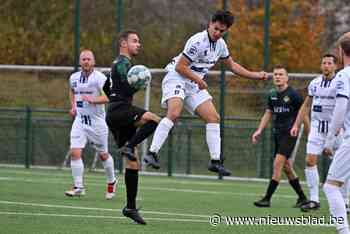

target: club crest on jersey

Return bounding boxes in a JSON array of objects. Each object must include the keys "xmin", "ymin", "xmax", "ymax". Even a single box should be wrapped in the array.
[
  {"xmin": 187, "ymin": 45, "xmax": 198, "ymax": 56},
  {"xmin": 283, "ymin": 96, "xmax": 290, "ymax": 103}
]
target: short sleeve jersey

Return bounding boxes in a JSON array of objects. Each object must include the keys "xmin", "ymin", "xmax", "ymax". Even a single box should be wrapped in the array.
[
  {"xmin": 307, "ymin": 74, "xmax": 344, "ymax": 133},
  {"xmin": 335, "ymin": 66, "xmax": 350, "ymax": 136},
  {"xmin": 69, "ymin": 70, "xmax": 107, "ymax": 119},
  {"xmin": 107, "ymin": 55, "xmax": 137, "ymax": 104},
  {"xmin": 165, "ymin": 30, "xmax": 230, "ymax": 78},
  {"xmin": 267, "ymin": 86, "xmax": 303, "ymax": 134}
]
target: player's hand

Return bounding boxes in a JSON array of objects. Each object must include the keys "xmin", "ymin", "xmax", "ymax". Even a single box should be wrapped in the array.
[
  {"xmin": 252, "ymin": 129, "xmax": 262, "ymax": 144},
  {"xmin": 253, "ymin": 71, "xmax": 268, "ymax": 80},
  {"xmin": 290, "ymin": 125, "xmax": 299, "ymax": 137},
  {"xmin": 81, "ymin": 95, "xmax": 95, "ymax": 104},
  {"xmin": 197, "ymin": 79, "xmax": 208, "ymax": 90},
  {"xmin": 69, "ymin": 107, "xmax": 76, "ymax": 117},
  {"xmin": 323, "ymin": 147, "xmax": 333, "ymax": 158}
]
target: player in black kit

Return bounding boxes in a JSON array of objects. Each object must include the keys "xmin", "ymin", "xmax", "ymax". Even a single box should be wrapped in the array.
[
  {"xmin": 251, "ymin": 65, "xmax": 309, "ymax": 208},
  {"xmin": 105, "ymin": 30, "xmax": 160, "ymax": 224}
]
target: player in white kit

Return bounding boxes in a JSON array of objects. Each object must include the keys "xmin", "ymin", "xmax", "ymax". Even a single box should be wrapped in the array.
[
  {"xmin": 143, "ymin": 10, "xmax": 267, "ymax": 175},
  {"xmin": 291, "ymin": 54, "xmax": 343, "ymax": 211},
  {"xmin": 65, "ymin": 50, "xmax": 117, "ymax": 199},
  {"xmin": 323, "ymin": 33, "xmax": 350, "ymax": 234}
]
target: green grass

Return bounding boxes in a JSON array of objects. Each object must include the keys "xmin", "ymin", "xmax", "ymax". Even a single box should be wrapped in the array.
[{"xmin": 0, "ymin": 167, "xmax": 338, "ymax": 234}]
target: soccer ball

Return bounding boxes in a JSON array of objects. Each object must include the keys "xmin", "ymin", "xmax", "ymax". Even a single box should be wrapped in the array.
[{"xmin": 127, "ymin": 65, "xmax": 152, "ymax": 90}]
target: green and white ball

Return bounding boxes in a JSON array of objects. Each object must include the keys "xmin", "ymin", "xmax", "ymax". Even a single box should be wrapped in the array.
[{"xmin": 127, "ymin": 65, "xmax": 152, "ymax": 90}]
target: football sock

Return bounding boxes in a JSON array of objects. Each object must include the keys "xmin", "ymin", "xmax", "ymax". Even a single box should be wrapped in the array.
[
  {"xmin": 289, "ymin": 178, "xmax": 307, "ymax": 200},
  {"xmin": 71, "ymin": 158, "xmax": 84, "ymax": 188},
  {"xmin": 340, "ymin": 180, "xmax": 350, "ymax": 206},
  {"xmin": 126, "ymin": 121, "xmax": 158, "ymax": 148},
  {"xmin": 101, "ymin": 154, "xmax": 116, "ymax": 184},
  {"xmin": 149, "ymin": 118, "xmax": 174, "ymax": 153},
  {"xmin": 264, "ymin": 179, "xmax": 279, "ymax": 201},
  {"xmin": 324, "ymin": 183, "xmax": 350, "ymax": 234},
  {"xmin": 125, "ymin": 168, "xmax": 139, "ymax": 209},
  {"xmin": 206, "ymin": 123, "xmax": 221, "ymax": 160},
  {"xmin": 305, "ymin": 166, "xmax": 319, "ymax": 202}
]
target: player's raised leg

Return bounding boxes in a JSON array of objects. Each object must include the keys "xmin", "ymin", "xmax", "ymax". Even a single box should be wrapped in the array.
[
  {"xmin": 145, "ymin": 97, "xmax": 183, "ymax": 168},
  {"xmin": 195, "ymin": 99, "xmax": 231, "ymax": 176}
]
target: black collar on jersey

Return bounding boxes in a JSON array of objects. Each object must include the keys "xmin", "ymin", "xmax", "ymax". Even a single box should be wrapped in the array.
[
  {"xmin": 206, "ymin": 30, "xmax": 217, "ymax": 51},
  {"xmin": 80, "ymin": 70, "xmax": 93, "ymax": 83},
  {"xmin": 320, "ymin": 74, "xmax": 334, "ymax": 88}
]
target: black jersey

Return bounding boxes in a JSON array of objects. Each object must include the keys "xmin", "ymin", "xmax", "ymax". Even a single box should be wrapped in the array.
[
  {"xmin": 267, "ymin": 86, "xmax": 303, "ymax": 134},
  {"xmin": 106, "ymin": 55, "xmax": 137, "ymax": 104}
]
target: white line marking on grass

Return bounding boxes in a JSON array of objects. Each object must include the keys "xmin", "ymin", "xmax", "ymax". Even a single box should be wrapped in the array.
[
  {"xmin": 0, "ymin": 211, "xmax": 207, "ymax": 223},
  {"xmin": 0, "ymin": 200, "xmax": 208, "ymax": 218},
  {"xmin": 0, "ymin": 176, "xmax": 321, "ymax": 200}
]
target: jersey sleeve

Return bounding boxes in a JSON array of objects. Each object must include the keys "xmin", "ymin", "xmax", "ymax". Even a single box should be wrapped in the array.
[
  {"xmin": 335, "ymin": 71, "xmax": 350, "ymax": 99},
  {"xmin": 307, "ymin": 80, "xmax": 315, "ymax": 97},
  {"xmin": 219, "ymin": 40, "xmax": 230, "ymax": 59},
  {"xmin": 182, "ymin": 36, "xmax": 200, "ymax": 62}
]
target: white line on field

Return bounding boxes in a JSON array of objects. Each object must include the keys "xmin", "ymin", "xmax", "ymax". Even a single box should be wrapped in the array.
[
  {"xmin": 0, "ymin": 176, "xmax": 304, "ymax": 199},
  {"xmin": 0, "ymin": 200, "xmax": 209, "ymax": 218},
  {"xmin": 0, "ymin": 211, "xmax": 207, "ymax": 223}
]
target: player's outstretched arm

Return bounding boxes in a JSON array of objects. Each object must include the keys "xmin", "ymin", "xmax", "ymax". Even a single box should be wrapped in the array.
[
  {"xmin": 290, "ymin": 96, "xmax": 312, "ymax": 136},
  {"xmin": 175, "ymin": 56, "xmax": 208, "ymax": 89},
  {"xmin": 252, "ymin": 110, "xmax": 272, "ymax": 144},
  {"xmin": 223, "ymin": 57, "xmax": 268, "ymax": 80}
]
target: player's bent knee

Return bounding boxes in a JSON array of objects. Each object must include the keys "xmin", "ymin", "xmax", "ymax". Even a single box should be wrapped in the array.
[
  {"xmin": 167, "ymin": 110, "xmax": 181, "ymax": 122},
  {"xmin": 141, "ymin": 112, "xmax": 160, "ymax": 123},
  {"xmin": 126, "ymin": 160, "xmax": 140, "ymax": 170},
  {"xmin": 98, "ymin": 152, "xmax": 109, "ymax": 161},
  {"xmin": 70, "ymin": 149, "xmax": 82, "ymax": 160}
]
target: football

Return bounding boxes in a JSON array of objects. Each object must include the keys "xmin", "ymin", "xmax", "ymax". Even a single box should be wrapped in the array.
[{"xmin": 127, "ymin": 65, "xmax": 152, "ymax": 90}]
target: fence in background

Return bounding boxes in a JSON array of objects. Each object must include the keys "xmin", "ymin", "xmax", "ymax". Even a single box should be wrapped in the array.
[{"xmin": 0, "ymin": 107, "xmax": 332, "ymax": 180}]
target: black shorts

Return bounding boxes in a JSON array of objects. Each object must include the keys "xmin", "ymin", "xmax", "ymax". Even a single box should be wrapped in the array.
[
  {"xmin": 106, "ymin": 102, "xmax": 147, "ymax": 147},
  {"xmin": 273, "ymin": 132, "xmax": 297, "ymax": 159}
]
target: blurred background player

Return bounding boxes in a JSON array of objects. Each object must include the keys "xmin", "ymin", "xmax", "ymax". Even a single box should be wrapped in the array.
[
  {"xmin": 323, "ymin": 33, "xmax": 350, "ymax": 234},
  {"xmin": 65, "ymin": 50, "xmax": 117, "ymax": 199},
  {"xmin": 290, "ymin": 54, "xmax": 348, "ymax": 212},
  {"xmin": 143, "ymin": 10, "xmax": 267, "ymax": 176},
  {"xmin": 252, "ymin": 65, "xmax": 308, "ymax": 208},
  {"xmin": 105, "ymin": 30, "xmax": 160, "ymax": 225}
]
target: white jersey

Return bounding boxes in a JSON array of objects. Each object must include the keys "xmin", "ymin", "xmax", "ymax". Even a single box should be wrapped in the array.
[
  {"xmin": 69, "ymin": 70, "xmax": 107, "ymax": 122},
  {"xmin": 308, "ymin": 75, "xmax": 338, "ymax": 133},
  {"xmin": 337, "ymin": 66, "xmax": 350, "ymax": 137},
  {"xmin": 164, "ymin": 30, "xmax": 230, "ymax": 80}
]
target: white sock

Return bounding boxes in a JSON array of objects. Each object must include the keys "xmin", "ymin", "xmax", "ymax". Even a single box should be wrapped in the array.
[
  {"xmin": 342, "ymin": 180, "xmax": 350, "ymax": 206},
  {"xmin": 206, "ymin": 123, "xmax": 221, "ymax": 160},
  {"xmin": 101, "ymin": 154, "xmax": 116, "ymax": 184},
  {"xmin": 71, "ymin": 158, "xmax": 84, "ymax": 188},
  {"xmin": 305, "ymin": 166, "xmax": 320, "ymax": 202},
  {"xmin": 149, "ymin": 117, "xmax": 174, "ymax": 153},
  {"xmin": 323, "ymin": 183, "xmax": 350, "ymax": 233}
]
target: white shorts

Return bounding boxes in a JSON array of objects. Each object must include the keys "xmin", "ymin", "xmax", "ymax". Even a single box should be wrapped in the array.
[
  {"xmin": 161, "ymin": 73, "xmax": 212, "ymax": 115},
  {"xmin": 306, "ymin": 127, "xmax": 326, "ymax": 155},
  {"xmin": 327, "ymin": 137, "xmax": 350, "ymax": 183},
  {"xmin": 70, "ymin": 117, "xmax": 108, "ymax": 153},
  {"xmin": 306, "ymin": 127, "xmax": 344, "ymax": 155}
]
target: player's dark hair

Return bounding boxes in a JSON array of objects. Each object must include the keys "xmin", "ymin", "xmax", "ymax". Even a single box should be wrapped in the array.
[
  {"xmin": 211, "ymin": 10, "xmax": 234, "ymax": 28},
  {"xmin": 340, "ymin": 38, "xmax": 350, "ymax": 57},
  {"xmin": 273, "ymin": 64, "xmax": 288, "ymax": 74},
  {"xmin": 322, "ymin": 53, "xmax": 337, "ymax": 64},
  {"xmin": 118, "ymin": 30, "xmax": 138, "ymax": 47}
]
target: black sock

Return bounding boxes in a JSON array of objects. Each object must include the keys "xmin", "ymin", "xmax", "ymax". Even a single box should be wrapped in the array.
[
  {"xmin": 264, "ymin": 179, "xmax": 279, "ymax": 201},
  {"xmin": 125, "ymin": 168, "xmax": 139, "ymax": 209},
  {"xmin": 289, "ymin": 178, "xmax": 307, "ymax": 200},
  {"xmin": 126, "ymin": 121, "xmax": 158, "ymax": 148}
]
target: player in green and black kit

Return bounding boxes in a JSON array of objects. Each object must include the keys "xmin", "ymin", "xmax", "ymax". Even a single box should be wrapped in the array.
[
  {"xmin": 105, "ymin": 30, "xmax": 160, "ymax": 224},
  {"xmin": 251, "ymin": 65, "xmax": 309, "ymax": 208}
]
